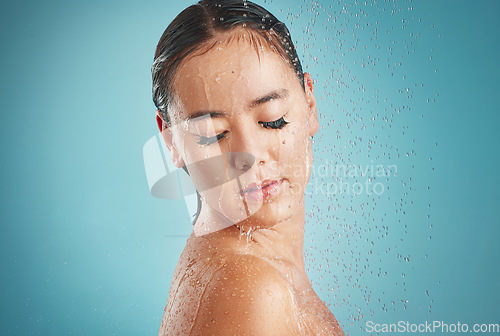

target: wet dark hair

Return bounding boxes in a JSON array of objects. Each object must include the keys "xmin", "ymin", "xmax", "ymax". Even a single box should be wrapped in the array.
[
  {"xmin": 152, "ymin": 0, "xmax": 304, "ymax": 126},
  {"xmin": 151, "ymin": 0, "xmax": 305, "ymax": 224}
]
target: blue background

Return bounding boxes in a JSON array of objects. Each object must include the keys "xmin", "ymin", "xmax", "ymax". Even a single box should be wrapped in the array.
[{"xmin": 1, "ymin": 0, "xmax": 498, "ymax": 335}]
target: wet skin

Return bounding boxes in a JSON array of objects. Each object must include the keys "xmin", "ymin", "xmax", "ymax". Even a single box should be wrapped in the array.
[{"xmin": 157, "ymin": 29, "xmax": 344, "ymax": 335}]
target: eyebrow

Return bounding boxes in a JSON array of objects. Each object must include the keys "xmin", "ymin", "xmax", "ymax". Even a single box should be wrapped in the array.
[
  {"xmin": 186, "ymin": 111, "xmax": 227, "ymax": 122},
  {"xmin": 185, "ymin": 89, "xmax": 289, "ymax": 122},
  {"xmin": 250, "ymin": 89, "xmax": 289, "ymax": 108}
]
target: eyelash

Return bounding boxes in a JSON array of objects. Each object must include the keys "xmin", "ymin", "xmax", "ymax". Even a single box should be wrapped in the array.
[
  {"xmin": 259, "ymin": 116, "xmax": 289, "ymax": 129},
  {"xmin": 196, "ymin": 116, "xmax": 289, "ymax": 146},
  {"xmin": 196, "ymin": 131, "xmax": 228, "ymax": 146}
]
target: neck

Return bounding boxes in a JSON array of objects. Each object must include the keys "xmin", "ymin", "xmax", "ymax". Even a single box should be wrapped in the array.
[
  {"xmin": 193, "ymin": 200, "xmax": 306, "ymax": 274},
  {"xmin": 241, "ymin": 207, "xmax": 306, "ymax": 273}
]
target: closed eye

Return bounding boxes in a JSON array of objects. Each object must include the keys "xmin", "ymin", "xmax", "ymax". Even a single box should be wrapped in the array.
[
  {"xmin": 259, "ymin": 116, "xmax": 289, "ymax": 129},
  {"xmin": 196, "ymin": 131, "xmax": 228, "ymax": 146},
  {"xmin": 195, "ymin": 116, "xmax": 288, "ymax": 146}
]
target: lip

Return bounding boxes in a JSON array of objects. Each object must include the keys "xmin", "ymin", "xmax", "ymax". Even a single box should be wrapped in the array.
[
  {"xmin": 240, "ymin": 179, "xmax": 284, "ymax": 202},
  {"xmin": 240, "ymin": 183, "xmax": 261, "ymax": 195}
]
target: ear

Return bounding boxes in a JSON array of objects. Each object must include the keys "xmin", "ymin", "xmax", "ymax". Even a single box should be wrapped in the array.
[
  {"xmin": 303, "ymin": 73, "xmax": 319, "ymax": 137},
  {"xmin": 155, "ymin": 109, "xmax": 185, "ymax": 168}
]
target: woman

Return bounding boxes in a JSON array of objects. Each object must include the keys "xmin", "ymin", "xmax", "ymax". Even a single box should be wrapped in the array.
[{"xmin": 152, "ymin": 0, "xmax": 344, "ymax": 334}]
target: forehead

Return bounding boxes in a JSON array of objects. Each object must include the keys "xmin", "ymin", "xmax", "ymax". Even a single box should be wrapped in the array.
[{"xmin": 170, "ymin": 30, "xmax": 300, "ymax": 114}]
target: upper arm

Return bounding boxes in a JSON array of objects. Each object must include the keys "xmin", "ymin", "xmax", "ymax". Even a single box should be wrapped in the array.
[{"xmin": 189, "ymin": 255, "xmax": 299, "ymax": 336}]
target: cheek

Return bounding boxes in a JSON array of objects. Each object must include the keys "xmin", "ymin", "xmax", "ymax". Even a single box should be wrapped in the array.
[
  {"xmin": 201, "ymin": 170, "xmax": 265, "ymax": 224},
  {"xmin": 181, "ymin": 133, "xmax": 223, "ymax": 166},
  {"xmin": 181, "ymin": 145, "xmax": 264, "ymax": 221},
  {"xmin": 183, "ymin": 149, "xmax": 228, "ymax": 193},
  {"xmin": 280, "ymin": 124, "xmax": 311, "ymax": 177}
]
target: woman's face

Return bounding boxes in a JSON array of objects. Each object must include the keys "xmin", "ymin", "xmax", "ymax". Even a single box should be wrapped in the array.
[{"xmin": 161, "ymin": 30, "xmax": 318, "ymax": 232}]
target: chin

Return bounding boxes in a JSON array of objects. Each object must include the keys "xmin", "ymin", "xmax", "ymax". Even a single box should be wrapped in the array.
[
  {"xmin": 203, "ymin": 178, "xmax": 305, "ymax": 230},
  {"xmin": 238, "ymin": 194, "xmax": 298, "ymax": 229}
]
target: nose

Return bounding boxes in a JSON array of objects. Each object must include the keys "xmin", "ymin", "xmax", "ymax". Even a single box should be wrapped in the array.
[{"xmin": 228, "ymin": 125, "xmax": 269, "ymax": 171}]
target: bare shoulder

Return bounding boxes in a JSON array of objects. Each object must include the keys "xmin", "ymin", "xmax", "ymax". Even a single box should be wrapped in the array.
[
  {"xmin": 159, "ymin": 234, "xmax": 344, "ymax": 335},
  {"xmin": 189, "ymin": 253, "xmax": 300, "ymax": 336}
]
